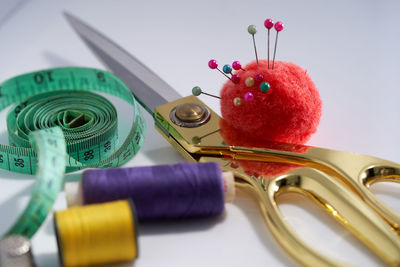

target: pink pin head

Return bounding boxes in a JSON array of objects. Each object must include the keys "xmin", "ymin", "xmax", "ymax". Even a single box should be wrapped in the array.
[
  {"xmin": 274, "ymin": 21, "xmax": 284, "ymax": 32},
  {"xmin": 254, "ymin": 73, "xmax": 264, "ymax": 82},
  {"xmin": 244, "ymin": 92, "xmax": 254, "ymax": 102},
  {"xmin": 231, "ymin": 74, "xmax": 240, "ymax": 84},
  {"xmin": 264, "ymin": 18, "xmax": 274, "ymax": 29},
  {"xmin": 208, "ymin": 59, "xmax": 218, "ymax": 69},
  {"xmin": 232, "ymin": 61, "xmax": 242, "ymax": 71}
]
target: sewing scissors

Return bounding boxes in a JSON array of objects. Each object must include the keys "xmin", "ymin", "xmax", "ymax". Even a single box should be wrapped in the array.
[{"xmin": 64, "ymin": 12, "xmax": 400, "ymax": 266}]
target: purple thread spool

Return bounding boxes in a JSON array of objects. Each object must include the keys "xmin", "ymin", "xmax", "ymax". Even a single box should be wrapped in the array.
[{"xmin": 70, "ymin": 162, "xmax": 228, "ymax": 221}]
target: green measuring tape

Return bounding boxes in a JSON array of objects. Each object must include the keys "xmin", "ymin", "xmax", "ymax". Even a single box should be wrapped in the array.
[{"xmin": 0, "ymin": 67, "xmax": 146, "ymax": 238}]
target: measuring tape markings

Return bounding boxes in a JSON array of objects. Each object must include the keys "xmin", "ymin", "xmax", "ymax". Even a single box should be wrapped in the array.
[
  {"xmin": 0, "ymin": 67, "xmax": 146, "ymax": 173},
  {"xmin": 0, "ymin": 67, "xmax": 146, "ymax": 238},
  {"xmin": 6, "ymin": 127, "xmax": 66, "ymax": 238},
  {"xmin": 8, "ymin": 91, "xmax": 119, "ymax": 166}
]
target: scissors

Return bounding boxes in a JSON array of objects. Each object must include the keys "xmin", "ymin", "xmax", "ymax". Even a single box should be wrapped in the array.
[{"xmin": 64, "ymin": 12, "xmax": 400, "ymax": 266}]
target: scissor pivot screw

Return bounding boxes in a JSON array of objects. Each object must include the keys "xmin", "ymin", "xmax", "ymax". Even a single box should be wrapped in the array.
[{"xmin": 170, "ymin": 103, "xmax": 210, "ymax": 128}]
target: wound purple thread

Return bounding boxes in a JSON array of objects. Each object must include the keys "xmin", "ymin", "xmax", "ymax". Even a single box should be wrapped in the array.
[{"xmin": 82, "ymin": 162, "xmax": 225, "ymax": 221}]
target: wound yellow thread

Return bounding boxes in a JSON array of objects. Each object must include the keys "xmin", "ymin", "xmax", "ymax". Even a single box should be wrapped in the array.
[{"xmin": 54, "ymin": 200, "xmax": 137, "ymax": 267}]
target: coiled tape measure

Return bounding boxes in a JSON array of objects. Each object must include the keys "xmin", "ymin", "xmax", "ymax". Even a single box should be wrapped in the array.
[{"xmin": 0, "ymin": 67, "xmax": 145, "ymax": 238}]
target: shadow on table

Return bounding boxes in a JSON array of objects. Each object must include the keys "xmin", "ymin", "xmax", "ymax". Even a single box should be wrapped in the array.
[
  {"xmin": 139, "ymin": 212, "xmax": 226, "ymax": 236},
  {"xmin": 35, "ymin": 252, "xmax": 136, "ymax": 267}
]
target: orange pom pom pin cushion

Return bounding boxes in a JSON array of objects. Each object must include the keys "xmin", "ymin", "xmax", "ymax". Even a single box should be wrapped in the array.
[
  {"xmin": 192, "ymin": 19, "xmax": 322, "ymax": 176},
  {"xmin": 193, "ymin": 19, "xmax": 321, "ymax": 148}
]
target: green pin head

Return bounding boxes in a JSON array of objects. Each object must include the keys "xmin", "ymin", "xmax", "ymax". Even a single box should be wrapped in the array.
[
  {"xmin": 260, "ymin": 82, "xmax": 270, "ymax": 92},
  {"xmin": 192, "ymin": 136, "xmax": 201, "ymax": 144},
  {"xmin": 192, "ymin": 86, "xmax": 202, "ymax": 96},
  {"xmin": 247, "ymin": 25, "xmax": 257, "ymax": 35}
]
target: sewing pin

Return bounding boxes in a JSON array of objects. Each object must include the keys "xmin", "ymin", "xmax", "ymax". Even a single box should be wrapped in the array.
[
  {"xmin": 254, "ymin": 73, "xmax": 264, "ymax": 82},
  {"xmin": 260, "ymin": 82, "xmax": 270, "ymax": 92},
  {"xmin": 192, "ymin": 129, "xmax": 221, "ymax": 144},
  {"xmin": 245, "ymin": 77, "xmax": 255, "ymax": 87},
  {"xmin": 244, "ymin": 92, "xmax": 254, "ymax": 102},
  {"xmin": 233, "ymin": 97, "xmax": 242, "ymax": 107},
  {"xmin": 272, "ymin": 21, "xmax": 284, "ymax": 70},
  {"xmin": 247, "ymin": 25, "xmax": 259, "ymax": 64},
  {"xmin": 208, "ymin": 59, "xmax": 231, "ymax": 80},
  {"xmin": 264, "ymin": 18, "xmax": 274, "ymax": 69},
  {"xmin": 192, "ymin": 86, "xmax": 221, "ymax": 99},
  {"xmin": 232, "ymin": 61, "xmax": 246, "ymax": 71},
  {"xmin": 231, "ymin": 74, "xmax": 240, "ymax": 84},
  {"xmin": 222, "ymin": 64, "xmax": 233, "ymax": 75}
]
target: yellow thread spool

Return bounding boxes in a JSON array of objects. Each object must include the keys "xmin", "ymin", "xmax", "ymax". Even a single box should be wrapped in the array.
[{"xmin": 54, "ymin": 200, "xmax": 138, "ymax": 267}]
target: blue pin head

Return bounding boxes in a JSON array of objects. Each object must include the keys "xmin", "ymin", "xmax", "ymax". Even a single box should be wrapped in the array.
[{"xmin": 223, "ymin": 64, "xmax": 232, "ymax": 74}]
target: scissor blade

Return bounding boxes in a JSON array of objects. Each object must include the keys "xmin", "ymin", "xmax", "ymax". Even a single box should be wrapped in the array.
[{"xmin": 64, "ymin": 12, "xmax": 182, "ymax": 115}]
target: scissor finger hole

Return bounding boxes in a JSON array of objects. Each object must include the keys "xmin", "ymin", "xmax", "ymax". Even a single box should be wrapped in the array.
[
  {"xmin": 369, "ymin": 181, "xmax": 400, "ymax": 213},
  {"xmin": 361, "ymin": 165, "xmax": 400, "ymax": 185},
  {"xmin": 277, "ymin": 193, "xmax": 383, "ymax": 267}
]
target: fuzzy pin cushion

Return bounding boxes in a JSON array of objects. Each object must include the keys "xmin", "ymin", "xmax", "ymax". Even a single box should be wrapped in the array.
[{"xmin": 219, "ymin": 59, "xmax": 322, "ymax": 176}]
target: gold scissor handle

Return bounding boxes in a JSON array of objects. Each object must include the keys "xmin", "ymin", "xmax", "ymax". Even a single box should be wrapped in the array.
[
  {"xmin": 360, "ymin": 165, "xmax": 400, "ymax": 234},
  {"xmin": 204, "ymin": 157, "xmax": 400, "ymax": 266},
  {"xmin": 258, "ymin": 168, "xmax": 400, "ymax": 266}
]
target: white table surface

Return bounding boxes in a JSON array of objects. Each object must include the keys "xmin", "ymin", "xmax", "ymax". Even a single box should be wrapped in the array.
[{"xmin": 0, "ymin": 0, "xmax": 400, "ymax": 266}]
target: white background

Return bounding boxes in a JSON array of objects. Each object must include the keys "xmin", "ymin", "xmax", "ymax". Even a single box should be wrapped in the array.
[{"xmin": 0, "ymin": 0, "xmax": 400, "ymax": 266}]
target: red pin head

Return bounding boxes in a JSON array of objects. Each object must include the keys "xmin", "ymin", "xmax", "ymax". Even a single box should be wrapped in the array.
[
  {"xmin": 274, "ymin": 21, "xmax": 284, "ymax": 32},
  {"xmin": 232, "ymin": 61, "xmax": 246, "ymax": 71},
  {"xmin": 231, "ymin": 74, "xmax": 240, "ymax": 84},
  {"xmin": 264, "ymin": 18, "xmax": 274, "ymax": 29},
  {"xmin": 254, "ymin": 73, "xmax": 264, "ymax": 82},
  {"xmin": 208, "ymin": 59, "xmax": 218, "ymax": 69},
  {"xmin": 232, "ymin": 61, "xmax": 241, "ymax": 70}
]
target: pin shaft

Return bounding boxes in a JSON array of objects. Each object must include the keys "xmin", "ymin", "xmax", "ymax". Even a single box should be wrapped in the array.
[
  {"xmin": 267, "ymin": 30, "xmax": 270, "ymax": 69},
  {"xmin": 217, "ymin": 68, "xmax": 232, "ymax": 80},
  {"xmin": 272, "ymin": 32, "xmax": 279, "ymax": 70},
  {"xmin": 199, "ymin": 129, "xmax": 221, "ymax": 139},
  {"xmin": 201, "ymin": 92, "xmax": 221, "ymax": 99},
  {"xmin": 252, "ymin": 35, "xmax": 259, "ymax": 64}
]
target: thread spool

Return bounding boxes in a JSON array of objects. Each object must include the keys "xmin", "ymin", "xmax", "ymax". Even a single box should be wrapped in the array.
[
  {"xmin": 54, "ymin": 200, "xmax": 138, "ymax": 267},
  {"xmin": 65, "ymin": 162, "xmax": 235, "ymax": 221}
]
